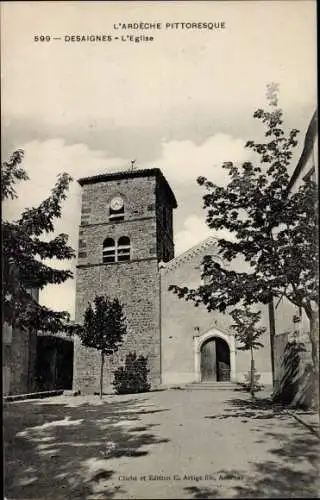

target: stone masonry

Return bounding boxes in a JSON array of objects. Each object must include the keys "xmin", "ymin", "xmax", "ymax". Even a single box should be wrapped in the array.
[
  {"xmin": 73, "ymin": 169, "xmax": 177, "ymax": 394},
  {"xmin": 73, "ymin": 167, "xmax": 276, "ymax": 394}
]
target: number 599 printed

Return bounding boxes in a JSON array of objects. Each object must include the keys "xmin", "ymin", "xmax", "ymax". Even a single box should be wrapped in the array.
[{"xmin": 34, "ymin": 35, "xmax": 51, "ymax": 42}]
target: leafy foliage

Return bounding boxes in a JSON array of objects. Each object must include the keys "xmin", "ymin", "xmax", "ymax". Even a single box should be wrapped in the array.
[
  {"xmin": 169, "ymin": 87, "xmax": 318, "ymax": 371},
  {"xmin": 231, "ymin": 306, "xmax": 265, "ymax": 396},
  {"xmin": 78, "ymin": 295, "xmax": 127, "ymax": 398},
  {"xmin": 79, "ymin": 296, "xmax": 127, "ymax": 353},
  {"xmin": 113, "ymin": 352, "xmax": 151, "ymax": 394},
  {"xmin": 2, "ymin": 150, "xmax": 75, "ymax": 333},
  {"xmin": 230, "ymin": 307, "xmax": 265, "ymax": 351},
  {"xmin": 1, "ymin": 150, "xmax": 29, "ymax": 201}
]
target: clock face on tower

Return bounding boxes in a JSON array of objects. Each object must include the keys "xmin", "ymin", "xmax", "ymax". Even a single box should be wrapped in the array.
[{"xmin": 110, "ymin": 196, "xmax": 124, "ymax": 211}]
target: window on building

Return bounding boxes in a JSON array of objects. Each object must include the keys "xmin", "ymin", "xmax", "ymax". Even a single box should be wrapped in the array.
[
  {"xmin": 103, "ymin": 238, "xmax": 116, "ymax": 263},
  {"xmin": 102, "ymin": 236, "xmax": 131, "ymax": 263},
  {"xmin": 117, "ymin": 236, "xmax": 131, "ymax": 261},
  {"xmin": 109, "ymin": 206, "xmax": 124, "ymax": 221}
]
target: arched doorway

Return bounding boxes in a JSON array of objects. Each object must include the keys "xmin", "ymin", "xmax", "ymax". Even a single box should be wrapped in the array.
[{"xmin": 200, "ymin": 337, "xmax": 231, "ymax": 382}]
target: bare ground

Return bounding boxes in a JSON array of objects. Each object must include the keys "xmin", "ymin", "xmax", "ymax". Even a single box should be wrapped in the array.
[{"xmin": 4, "ymin": 387, "xmax": 320, "ymax": 499}]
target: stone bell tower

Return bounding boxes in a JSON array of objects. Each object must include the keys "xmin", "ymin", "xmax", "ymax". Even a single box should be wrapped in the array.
[{"xmin": 72, "ymin": 168, "xmax": 177, "ymax": 394}]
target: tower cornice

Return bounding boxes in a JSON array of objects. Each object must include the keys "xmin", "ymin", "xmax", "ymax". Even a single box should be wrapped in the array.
[{"xmin": 78, "ymin": 168, "xmax": 177, "ymax": 209}]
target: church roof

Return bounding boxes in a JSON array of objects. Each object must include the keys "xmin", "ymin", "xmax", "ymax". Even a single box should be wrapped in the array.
[
  {"xmin": 78, "ymin": 168, "xmax": 177, "ymax": 208},
  {"xmin": 164, "ymin": 235, "xmax": 223, "ymax": 271}
]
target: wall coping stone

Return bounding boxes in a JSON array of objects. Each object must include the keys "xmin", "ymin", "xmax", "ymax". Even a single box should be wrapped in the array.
[{"xmin": 162, "ymin": 236, "xmax": 223, "ymax": 272}]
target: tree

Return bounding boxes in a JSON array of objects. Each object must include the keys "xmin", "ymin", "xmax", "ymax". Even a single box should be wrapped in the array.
[
  {"xmin": 2, "ymin": 150, "xmax": 76, "ymax": 333},
  {"xmin": 78, "ymin": 295, "xmax": 127, "ymax": 398},
  {"xmin": 113, "ymin": 352, "xmax": 151, "ymax": 395},
  {"xmin": 169, "ymin": 84, "xmax": 318, "ymax": 384},
  {"xmin": 230, "ymin": 307, "xmax": 265, "ymax": 396}
]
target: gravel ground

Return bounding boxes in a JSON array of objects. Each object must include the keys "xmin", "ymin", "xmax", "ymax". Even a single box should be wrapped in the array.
[{"xmin": 4, "ymin": 387, "xmax": 320, "ymax": 499}]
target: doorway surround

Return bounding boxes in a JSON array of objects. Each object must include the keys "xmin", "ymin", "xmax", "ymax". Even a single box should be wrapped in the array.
[{"xmin": 194, "ymin": 327, "xmax": 236, "ymax": 382}]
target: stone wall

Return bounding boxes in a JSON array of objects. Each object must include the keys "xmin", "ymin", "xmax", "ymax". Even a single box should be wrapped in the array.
[
  {"xmin": 78, "ymin": 218, "xmax": 158, "ymax": 266},
  {"xmin": 79, "ymin": 175, "xmax": 158, "ymax": 227},
  {"xmin": 2, "ymin": 323, "xmax": 37, "ymax": 395},
  {"xmin": 73, "ymin": 259, "xmax": 161, "ymax": 394},
  {"xmin": 161, "ymin": 239, "xmax": 273, "ymax": 386},
  {"xmin": 73, "ymin": 173, "xmax": 168, "ymax": 394},
  {"xmin": 273, "ymin": 331, "xmax": 315, "ymax": 407},
  {"xmin": 155, "ymin": 185, "xmax": 174, "ymax": 262},
  {"xmin": 273, "ymin": 332, "xmax": 289, "ymax": 390}
]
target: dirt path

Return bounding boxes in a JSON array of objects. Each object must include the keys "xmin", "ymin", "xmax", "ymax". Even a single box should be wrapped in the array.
[{"xmin": 4, "ymin": 388, "xmax": 320, "ymax": 499}]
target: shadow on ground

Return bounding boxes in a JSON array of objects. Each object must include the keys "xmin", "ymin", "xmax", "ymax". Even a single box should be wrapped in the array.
[
  {"xmin": 4, "ymin": 396, "xmax": 170, "ymax": 499},
  {"xmin": 184, "ymin": 486, "xmax": 220, "ymax": 499},
  {"xmin": 184, "ymin": 460, "xmax": 319, "ymax": 499},
  {"xmin": 205, "ymin": 396, "xmax": 289, "ymax": 421},
  {"xmin": 185, "ymin": 396, "xmax": 320, "ymax": 499}
]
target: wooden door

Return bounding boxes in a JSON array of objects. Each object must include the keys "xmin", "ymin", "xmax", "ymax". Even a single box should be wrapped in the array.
[{"xmin": 201, "ymin": 339, "xmax": 217, "ymax": 381}]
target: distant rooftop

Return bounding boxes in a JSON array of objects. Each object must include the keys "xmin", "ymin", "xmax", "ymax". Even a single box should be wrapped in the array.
[
  {"xmin": 288, "ymin": 109, "xmax": 317, "ymax": 190},
  {"xmin": 78, "ymin": 168, "xmax": 177, "ymax": 208}
]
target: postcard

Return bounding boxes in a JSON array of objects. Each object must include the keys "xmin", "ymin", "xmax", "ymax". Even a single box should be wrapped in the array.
[{"xmin": 2, "ymin": 1, "xmax": 318, "ymax": 499}]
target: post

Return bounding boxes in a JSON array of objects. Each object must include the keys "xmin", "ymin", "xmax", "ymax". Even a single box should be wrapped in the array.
[
  {"xmin": 159, "ymin": 263, "xmax": 162, "ymax": 386},
  {"xmin": 250, "ymin": 349, "xmax": 255, "ymax": 397},
  {"xmin": 100, "ymin": 351, "xmax": 104, "ymax": 399},
  {"xmin": 268, "ymin": 298, "xmax": 276, "ymax": 387},
  {"xmin": 27, "ymin": 328, "xmax": 32, "ymax": 393}
]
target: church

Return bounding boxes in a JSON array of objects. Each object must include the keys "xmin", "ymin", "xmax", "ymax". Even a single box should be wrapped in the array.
[{"xmin": 72, "ymin": 167, "xmax": 273, "ymax": 394}]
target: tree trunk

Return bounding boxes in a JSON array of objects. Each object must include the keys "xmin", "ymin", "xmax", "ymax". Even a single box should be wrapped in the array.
[
  {"xmin": 27, "ymin": 328, "xmax": 32, "ymax": 393},
  {"xmin": 268, "ymin": 299, "xmax": 276, "ymax": 387},
  {"xmin": 99, "ymin": 351, "xmax": 105, "ymax": 399},
  {"xmin": 309, "ymin": 310, "xmax": 319, "ymax": 370},
  {"xmin": 250, "ymin": 348, "xmax": 255, "ymax": 398},
  {"xmin": 309, "ymin": 310, "xmax": 319, "ymax": 408}
]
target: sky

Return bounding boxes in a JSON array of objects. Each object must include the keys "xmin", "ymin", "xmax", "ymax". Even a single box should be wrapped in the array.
[{"xmin": 1, "ymin": 1, "xmax": 317, "ymax": 319}]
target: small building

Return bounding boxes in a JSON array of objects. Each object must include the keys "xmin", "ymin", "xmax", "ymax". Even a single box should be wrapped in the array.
[
  {"xmin": 272, "ymin": 109, "xmax": 318, "ymax": 403},
  {"xmin": 2, "ymin": 288, "xmax": 74, "ymax": 396},
  {"xmin": 2, "ymin": 288, "xmax": 39, "ymax": 396},
  {"xmin": 288, "ymin": 109, "xmax": 318, "ymax": 191}
]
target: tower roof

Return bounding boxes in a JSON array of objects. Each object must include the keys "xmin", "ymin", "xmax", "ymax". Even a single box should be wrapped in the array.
[{"xmin": 78, "ymin": 168, "xmax": 177, "ymax": 208}]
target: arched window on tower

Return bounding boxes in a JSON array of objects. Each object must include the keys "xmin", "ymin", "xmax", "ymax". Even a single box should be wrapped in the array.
[
  {"xmin": 117, "ymin": 236, "xmax": 131, "ymax": 261},
  {"xmin": 102, "ymin": 236, "xmax": 131, "ymax": 263},
  {"xmin": 103, "ymin": 238, "xmax": 116, "ymax": 263}
]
